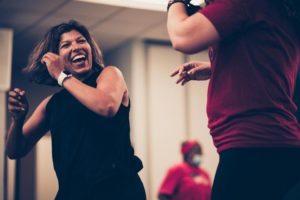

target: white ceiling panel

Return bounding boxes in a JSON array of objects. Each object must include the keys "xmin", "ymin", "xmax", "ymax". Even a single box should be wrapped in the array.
[
  {"xmin": 0, "ymin": 0, "xmax": 169, "ymax": 53},
  {"xmin": 0, "ymin": 0, "xmax": 69, "ymax": 12},
  {"xmin": 55, "ymin": 1, "xmax": 121, "ymax": 20},
  {"xmin": 77, "ymin": 0, "xmax": 166, "ymax": 11},
  {"xmin": 0, "ymin": 10, "xmax": 43, "ymax": 32},
  {"xmin": 0, "ymin": 0, "xmax": 70, "ymax": 35},
  {"xmin": 21, "ymin": 14, "xmax": 101, "ymax": 41},
  {"xmin": 94, "ymin": 34, "xmax": 129, "ymax": 51},
  {"xmin": 92, "ymin": 20, "xmax": 149, "ymax": 41},
  {"xmin": 106, "ymin": 8, "xmax": 165, "ymax": 24}
]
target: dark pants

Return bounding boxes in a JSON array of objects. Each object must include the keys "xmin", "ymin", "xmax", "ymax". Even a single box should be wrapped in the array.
[
  {"xmin": 89, "ymin": 173, "xmax": 146, "ymax": 200},
  {"xmin": 56, "ymin": 173, "xmax": 146, "ymax": 200},
  {"xmin": 212, "ymin": 148, "xmax": 300, "ymax": 200}
]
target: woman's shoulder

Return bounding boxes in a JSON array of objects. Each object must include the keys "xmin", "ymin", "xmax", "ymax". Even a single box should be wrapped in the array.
[
  {"xmin": 96, "ymin": 65, "xmax": 126, "ymax": 86},
  {"xmin": 97, "ymin": 66, "xmax": 124, "ymax": 78}
]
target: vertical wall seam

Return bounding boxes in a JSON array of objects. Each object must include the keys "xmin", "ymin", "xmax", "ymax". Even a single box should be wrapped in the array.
[
  {"xmin": 183, "ymin": 54, "xmax": 190, "ymax": 139},
  {"xmin": 144, "ymin": 42, "xmax": 152, "ymax": 200}
]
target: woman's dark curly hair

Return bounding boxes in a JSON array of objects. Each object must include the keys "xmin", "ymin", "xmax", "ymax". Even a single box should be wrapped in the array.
[
  {"xmin": 24, "ymin": 20, "xmax": 104, "ymax": 86},
  {"xmin": 205, "ymin": 0, "xmax": 300, "ymax": 32}
]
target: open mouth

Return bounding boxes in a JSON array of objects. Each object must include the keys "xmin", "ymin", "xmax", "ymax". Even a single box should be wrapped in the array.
[{"xmin": 71, "ymin": 54, "xmax": 87, "ymax": 63}]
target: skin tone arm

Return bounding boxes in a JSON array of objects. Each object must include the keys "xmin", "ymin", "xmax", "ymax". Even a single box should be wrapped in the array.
[
  {"xmin": 41, "ymin": 52, "xmax": 128, "ymax": 118},
  {"xmin": 62, "ymin": 66, "xmax": 128, "ymax": 118},
  {"xmin": 167, "ymin": 3, "xmax": 220, "ymax": 54},
  {"xmin": 6, "ymin": 88, "xmax": 51, "ymax": 159}
]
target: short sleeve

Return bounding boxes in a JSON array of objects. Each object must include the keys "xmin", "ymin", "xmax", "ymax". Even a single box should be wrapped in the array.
[
  {"xmin": 200, "ymin": 0, "xmax": 249, "ymax": 39},
  {"xmin": 158, "ymin": 166, "xmax": 182, "ymax": 195}
]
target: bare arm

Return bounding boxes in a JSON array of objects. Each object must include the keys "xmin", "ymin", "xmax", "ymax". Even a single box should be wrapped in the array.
[
  {"xmin": 167, "ymin": 3, "xmax": 220, "ymax": 54},
  {"xmin": 62, "ymin": 66, "xmax": 128, "ymax": 118},
  {"xmin": 6, "ymin": 89, "xmax": 51, "ymax": 159},
  {"xmin": 41, "ymin": 52, "xmax": 128, "ymax": 118}
]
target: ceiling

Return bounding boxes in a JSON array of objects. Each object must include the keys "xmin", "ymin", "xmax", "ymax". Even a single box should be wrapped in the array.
[{"xmin": 0, "ymin": 0, "xmax": 169, "ymax": 53}]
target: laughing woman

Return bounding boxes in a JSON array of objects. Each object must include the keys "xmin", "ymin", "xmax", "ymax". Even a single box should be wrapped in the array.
[{"xmin": 6, "ymin": 20, "xmax": 146, "ymax": 200}]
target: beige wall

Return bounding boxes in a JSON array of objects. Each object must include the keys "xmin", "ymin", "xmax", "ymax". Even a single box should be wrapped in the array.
[
  {"xmin": 35, "ymin": 136, "xmax": 58, "ymax": 200},
  {"xmin": 146, "ymin": 44, "xmax": 187, "ymax": 200},
  {"xmin": 187, "ymin": 54, "xmax": 219, "ymax": 180}
]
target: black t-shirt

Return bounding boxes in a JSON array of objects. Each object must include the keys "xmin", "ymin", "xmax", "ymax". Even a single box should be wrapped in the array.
[{"xmin": 46, "ymin": 71, "xmax": 142, "ymax": 198}]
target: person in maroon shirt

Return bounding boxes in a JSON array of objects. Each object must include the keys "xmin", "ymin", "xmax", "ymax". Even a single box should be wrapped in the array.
[
  {"xmin": 158, "ymin": 140, "xmax": 211, "ymax": 200},
  {"xmin": 167, "ymin": 0, "xmax": 300, "ymax": 199}
]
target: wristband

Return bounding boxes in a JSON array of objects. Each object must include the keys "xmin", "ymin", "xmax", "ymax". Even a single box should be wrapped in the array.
[
  {"xmin": 167, "ymin": 0, "xmax": 189, "ymax": 11},
  {"xmin": 57, "ymin": 71, "xmax": 72, "ymax": 87},
  {"xmin": 167, "ymin": 0, "xmax": 203, "ymax": 16}
]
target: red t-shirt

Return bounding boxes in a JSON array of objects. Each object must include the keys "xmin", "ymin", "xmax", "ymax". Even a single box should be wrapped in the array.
[
  {"xmin": 158, "ymin": 163, "xmax": 211, "ymax": 200},
  {"xmin": 200, "ymin": 0, "xmax": 300, "ymax": 152}
]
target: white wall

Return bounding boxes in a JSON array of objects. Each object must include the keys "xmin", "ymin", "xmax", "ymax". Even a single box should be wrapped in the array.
[
  {"xmin": 187, "ymin": 54, "xmax": 219, "ymax": 180},
  {"xmin": 35, "ymin": 135, "xmax": 58, "ymax": 200},
  {"xmin": 146, "ymin": 44, "xmax": 187, "ymax": 200}
]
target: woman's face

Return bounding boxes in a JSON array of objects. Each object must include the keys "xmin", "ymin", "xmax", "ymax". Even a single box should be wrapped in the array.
[
  {"xmin": 58, "ymin": 30, "xmax": 93, "ymax": 78},
  {"xmin": 186, "ymin": 144, "xmax": 202, "ymax": 167}
]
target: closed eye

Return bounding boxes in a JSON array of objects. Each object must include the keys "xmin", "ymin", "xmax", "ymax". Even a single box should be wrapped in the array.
[
  {"xmin": 77, "ymin": 39, "xmax": 87, "ymax": 44},
  {"xmin": 60, "ymin": 42, "xmax": 70, "ymax": 49}
]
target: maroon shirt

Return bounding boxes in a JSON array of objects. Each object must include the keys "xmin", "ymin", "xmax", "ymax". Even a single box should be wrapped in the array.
[
  {"xmin": 158, "ymin": 163, "xmax": 211, "ymax": 200},
  {"xmin": 200, "ymin": 0, "xmax": 300, "ymax": 152}
]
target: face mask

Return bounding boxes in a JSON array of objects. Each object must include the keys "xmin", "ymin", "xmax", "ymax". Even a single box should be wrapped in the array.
[{"xmin": 192, "ymin": 155, "xmax": 202, "ymax": 167}]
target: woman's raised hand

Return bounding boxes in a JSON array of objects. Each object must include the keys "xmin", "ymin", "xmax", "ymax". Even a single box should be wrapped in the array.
[
  {"xmin": 8, "ymin": 88, "xmax": 29, "ymax": 121},
  {"xmin": 170, "ymin": 61, "xmax": 211, "ymax": 85},
  {"xmin": 41, "ymin": 52, "xmax": 64, "ymax": 80}
]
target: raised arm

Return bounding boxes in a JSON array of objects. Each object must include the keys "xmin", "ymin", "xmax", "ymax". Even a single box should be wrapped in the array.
[
  {"xmin": 167, "ymin": 3, "xmax": 220, "ymax": 54},
  {"xmin": 61, "ymin": 66, "xmax": 128, "ymax": 118},
  {"xmin": 6, "ymin": 89, "xmax": 51, "ymax": 159}
]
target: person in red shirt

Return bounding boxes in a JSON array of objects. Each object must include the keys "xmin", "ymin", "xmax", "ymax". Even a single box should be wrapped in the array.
[
  {"xmin": 167, "ymin": 0, "xmax": 300, "ymax": 199},
  {"xmin": 158, "ymin": 140, "xmax": 211, "ymax": 200}
]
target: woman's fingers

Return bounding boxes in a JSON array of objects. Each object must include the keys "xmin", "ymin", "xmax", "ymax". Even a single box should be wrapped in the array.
[
  {"xmin": 175, "ymin": 73, "xmax": 192, "ymax": 85},
  {"xmin": 171, "ymin": 62, "xmax": 194, "ymax": 77},
  {"xmin": 170, "ymin": 69, "xmax": 179, "ymax": 77},
  {"xmin": 10, "ymin": 89, "xmax": 27, "ymax": 103},
  {"xmin": 8, "ymin": 96, "xmax": 23, "ymax": 106},
  {"xmin": 12, "ymin": 88, "xmax": 25, "ymax": 96},
  {"xmin": 171, "ymin": 61, "xmax": 211, "ymax": 85},
  {"xmin": 188, "ymin": 66, "xmax": 211, "ymax": 80},
  {"xmin": 178, "ymin": 63, "xmax": 191, "ymax": 76},
  {"xmin": 41, "ymin": 52, "xmax": 56, "ymax": 67},
  {"xmin": 176, "ymin": 76, "xmax": 185, "ymax": 84},
  {"xmin": 41, "ymin": 54, "xmax": 51, "ymax": 66},
  {"xmin": 8, "ymin": 88, "xmax": 28, "ymax": 114},
  {"xmin": 8, "ymin": 105, "xmax": 26, "ymax": 112}
]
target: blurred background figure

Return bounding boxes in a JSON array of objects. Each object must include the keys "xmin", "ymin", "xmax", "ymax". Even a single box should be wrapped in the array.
[{"xmin": 158, "ymin": 140, "xmax": 211, "ymax": 200}]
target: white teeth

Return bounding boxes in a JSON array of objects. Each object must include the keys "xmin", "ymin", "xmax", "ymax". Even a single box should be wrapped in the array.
[{"xmin": 72, "ymin": 54, "xmax": 86, "ymax": 62}]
